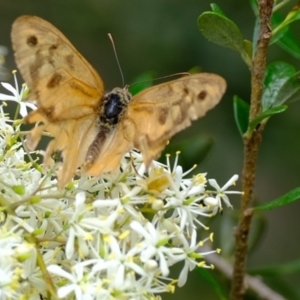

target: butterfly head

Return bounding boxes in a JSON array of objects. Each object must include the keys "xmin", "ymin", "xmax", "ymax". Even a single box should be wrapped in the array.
[{"xmin": 105, "ymin": 87, "xmax": 132, "ymax": 105}]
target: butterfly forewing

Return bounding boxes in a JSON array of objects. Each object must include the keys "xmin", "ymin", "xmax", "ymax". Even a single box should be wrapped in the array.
[{"xmin": 11, "ymin": 15, "xmax": 104, "ymax": 120}]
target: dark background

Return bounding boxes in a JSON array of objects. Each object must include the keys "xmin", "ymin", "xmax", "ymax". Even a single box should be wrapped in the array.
[{"xmin": 1, "ymin": 0, "xmax": 300, "ymax": 298}]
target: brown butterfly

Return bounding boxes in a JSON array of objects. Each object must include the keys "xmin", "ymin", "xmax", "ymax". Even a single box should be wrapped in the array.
[{"xmin": 11, "ymin": 16, "xmax": 226, "ymax": 187}]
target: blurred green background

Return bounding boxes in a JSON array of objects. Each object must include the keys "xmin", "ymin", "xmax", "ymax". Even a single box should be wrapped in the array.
[{"xmin": 1, "ymin": 0, "xmax": 300, "ymax": 298}]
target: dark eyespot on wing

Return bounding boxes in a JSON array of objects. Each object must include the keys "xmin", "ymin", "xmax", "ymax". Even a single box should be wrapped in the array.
[
  {"xmin": 183, "ymin": 87, "xmax": 189, "ymax": 95},
  {"xmin": 49, "ymin": 44, "xmax": 58, "ymax": 51},
  {"xmin": 47, "ymin": 73, "xmax": 63, "ymax": 88},
  {"xmin": 65, "ymin": 54, "xmax": 75, "ymax": 70},
  {"xmin": 158, "ymin": 106, "xmax": 169, "ymax": 125},
  {"xmin": 44, "ymin": 106, "xmax": 54, "ymax": 119},
  {"xmin": 197, "ymin": 90, "xmax": 207, "ymax": 101},
  {"xmin": 27, "ymin": 35, "xmax": 38, "ymax": 47}
]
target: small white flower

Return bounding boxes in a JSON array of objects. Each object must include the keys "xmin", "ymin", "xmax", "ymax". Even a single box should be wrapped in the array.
[
  {"xmin": 92, "ymin": 235, "xmax": 146, "ymax": 289},
  {"xmin": 208, "ymin": 174, "xmax": 240, "ymax": 210},
  {"xmin": 48, "ymin": 263, "xmax": 96, "ymax": 299},
  {"xmin": 130, "ymin": 220, "xmax": 180, "ymax": 276},
  {"xmin": 0, "ymin": 71, "xmax": 36, "ymax": 117},
  {"xmin": 62, "ymin": 192, "xmax": 94, "ymax": 259},
  {"xmin": 177, "ymin": 233, "xmax": 216, "ymax": 287}
]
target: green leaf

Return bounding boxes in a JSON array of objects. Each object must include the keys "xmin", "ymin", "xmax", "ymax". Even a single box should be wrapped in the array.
[
  {"xmin": 271, "ymin": 10, "xmax": 293, "ymax": 45},
  {"xmin": 272, "ymin": 5, "xmax": 300, "ymax": 40},
  {"xmin": 285, "ymin": 4, "xmax": 300, "ymax": 22},
  {"xmin": 270, "ymin": 9, "xmax": 300, "ymax": 59},
  {"xmin": 198, "ymin": 12, "xmax": 243, "ymax": 51},
  {"xmin": 277, "ymin": 30, "xmax": 300, "ymax": 59},
  {"xmin": 252, "ymin": 2, "xmax": 300, "ymax": 58},
  {"xmin": 249, "ymin": 0, "xmax": 258, "ymax": 16},
  {"xmin": 262, "ymin": 61, "xmax": 296, "ymax": 111},
  {"xmin": 196, "ymin": 268, "xmax": 227, "ymax": 300},
  {"xmin": 276, "ymin": 70, "xmax": 300, "ymax": 105},
  {"xmin": 233, "ymin": 95, "xmax": 249, "ymax": 136},
  {"xmin": 210, "ymin": 3, "xmax": 225, "ymax": 16},
  {"xmin": 271, "ymin": 18, "xmax": 289, "ymax": 44},
  {"xmin": 253, "ymin": 187, "xmax": 300, "ymax": 211},
  {"xmin": 272, "ymin": 25, "xmax": 289, "ymax": 44},
  {"xmin": 248, "ymin": 105, "xmax": 287, "ymax": 134},
  {"xmin": 243, "ymin": 39, "xmax": 253, "ymax": 59},
  {"xmin": 197, "ymin": 12, "xmax": 251, "ymax": 65}
]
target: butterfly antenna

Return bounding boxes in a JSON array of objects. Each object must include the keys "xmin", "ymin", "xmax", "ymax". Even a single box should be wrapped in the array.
[
  {"xmin": 108, "ymin": 33, "xmax": 125, "ymax": 87},
  {"xmin": 129, "ymin": 72, "xmax": 191, "ymax": 88}
]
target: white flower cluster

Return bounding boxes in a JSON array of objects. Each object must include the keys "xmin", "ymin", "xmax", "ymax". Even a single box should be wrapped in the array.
[{"xmin": 0, "ymin": 74, "xmax": 240, "ymax": 299}]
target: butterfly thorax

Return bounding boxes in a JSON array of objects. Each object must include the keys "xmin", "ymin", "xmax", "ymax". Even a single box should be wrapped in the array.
[
  {"xmin": 85, "ymin": 87, "xmax": 132, "ymax": 166},
  {"xmin": 99, "ymin": 87, "xmax": 132, "ymax": 128}
]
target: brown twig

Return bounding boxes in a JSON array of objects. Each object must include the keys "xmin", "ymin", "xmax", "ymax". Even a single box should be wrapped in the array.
[{"xmin": 230, "ymin": 1, "xmax": 274, "ymax": 299}]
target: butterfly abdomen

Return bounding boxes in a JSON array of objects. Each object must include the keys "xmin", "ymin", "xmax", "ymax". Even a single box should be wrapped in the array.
[{"xmin": 85, "ymin": 127, "xmax": 110, "ymax": 166}]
